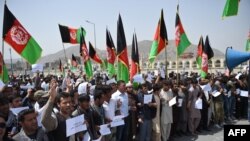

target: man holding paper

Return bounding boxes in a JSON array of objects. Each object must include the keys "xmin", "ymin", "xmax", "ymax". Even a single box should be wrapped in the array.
[
  {"xmin": 160, "ymin": 81, "xmax": 173, "ymax": 141},
  {"xmin": 137, "ymin": 83, "xmax": 157, "ymax": 141},
  {"xmin": 187, "ymin": 79, "xmax": 201, "ymax": 136},
  {"xmin": 111, "ymin": 80, "xmax": 129, "ymax": 141}
]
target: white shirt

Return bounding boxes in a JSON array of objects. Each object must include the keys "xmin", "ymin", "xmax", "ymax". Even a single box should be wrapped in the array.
[
  {"xmin": 103, "ymin": 98, "xmax": 117, "ymax": 120},
  {"xmin": 112, "ymin": 90, "xmax": 129, "ymax": 117}
]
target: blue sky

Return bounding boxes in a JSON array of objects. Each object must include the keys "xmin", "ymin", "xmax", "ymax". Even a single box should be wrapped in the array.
[{"xmin": 0, "ymin": 0, "xmax": 249, "ymax": 60}]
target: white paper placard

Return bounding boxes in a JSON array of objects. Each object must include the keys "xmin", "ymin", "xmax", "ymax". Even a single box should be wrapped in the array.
[
  {"xmin": 133, "ymin": 74, "xmax": 144, "ymax": 84},
  {"xmin": 240, "ymin": 90, "xmax": 248, "ymax": 97},
  {"xmin": 169, "ymin": 96, "xmax": 177, "ymax": 107},
  {"xmin": 110, "ymin": 115, "xmax": 125, "ymax": 127},
  {"xmin": 32, "ymin": 64, "xmax": 43, "ymax": 73},
  {"xmin": 212, "ymin": 91, "xmax": 221, "ymax": 97},
  {"xmin": 144, "ymin": 94, "xmax": 153, "ymax": 104},
  {"xmin": 66, "ymin": 114, "xmax": 87, "ymax": 137},
  {"xmin": 10, "ymin": 106, "xmax": 29, "ymax": 116},
  {"xmin": 195, "ymin": 98, "xmax": 202, "ymax": 109},
  {"xmin": 99, "ymin": 124, "xmax": 111, "ymax": 135},
  {"xmin": 177, "ymin": 98, "xmax": 183, "ymax": 107}
]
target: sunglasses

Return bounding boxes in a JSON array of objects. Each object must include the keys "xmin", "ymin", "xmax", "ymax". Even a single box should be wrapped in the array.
[{"xmin": 0, "ymin": 122, "xmax": 6, "ymax": 128}]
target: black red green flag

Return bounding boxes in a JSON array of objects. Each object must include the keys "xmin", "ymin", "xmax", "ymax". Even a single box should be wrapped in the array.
[
  {"xmin": 196, "ymin": 36, "xmax": 204, "ymax": 70},
  {"xmin": 175, "ymin": 6, "xmax": 191, "ymax": 56},
  {"xmin": 201, "ymin": 36, "xmax": 214, "ymax": 78},
  {"xmin": 149, "ymin": 9, "xmax": 168, "ymax": 63},
  {"xmin": 3, "ymin": 4, "xmax": 42, "ymax": 64},
  {"xmin": 80, "ymin": 31, "xmax": 93, "ymax": 78},
  {"xmin": 117, "ymin": 14, "xmax": 129, "ymax": 82},
  {"xmin": 59, "ymin": 24, "xmax": 86, "ymax": 44},
  {"xmin": 89, "ymin": 42, "xmax": 102, "ymax": 64},
  {"xmin": 130, "ymin": 33, "xmax": 140, "ymax": 81},
  {"xmin": 106, "ymin": 28, "xmax": 116, "ymax": 76}
]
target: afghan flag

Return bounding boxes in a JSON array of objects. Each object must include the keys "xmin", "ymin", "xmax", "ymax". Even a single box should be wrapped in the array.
[
  {"xmin": 117, "ymin": 14, "xmax": 129, "ymax": 82},
  {"xmin": 130, "ymin": 33, "xmax": 140, "ymax": 81},
  {"xmin": 2, "ymin": 4, "xmax": 42, "ymax": 64},
  {"xmin": 222, "ymin": 0, "xmax": 240, "ymax": 18},
  {"xmin": 106, "ymin": 28, "xmax": 116, "ymax": 76},
  {"xmin": 245, "ymin": 31, "xmax": 250, "ymax": 51},
  {"xmin": 0, "ymin": 52, "xmax": 9, "ymax": 83},
  {"xmin": 196, "ymin": 36, "xmax": 204, "ymax": 70},
  {"xmin": 80, "ymin": 32, "xmax": 93, "ymax": 78},
  {"xmin": 71, "ymin": 54, "xmax": 78, "ymax": 67},
  {"xmin": 175, "ymin": 6, "xmax": 191, "ymax": 56},
  {"xmin": 59, "ymin": 24, "xmax": 86, "ymax": 44},
  {"xmin": 89, "ymin": 42, "xmax": 102, "ymax": 64},
  {"xmin": 201, "ymin": 36, "xmax": 214, "ymax": 78},
  {"xmin": 149, "ymin": 9, "xmax": 168, "ymax": 63}
]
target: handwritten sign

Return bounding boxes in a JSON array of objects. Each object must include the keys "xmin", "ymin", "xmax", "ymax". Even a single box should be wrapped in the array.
[{"xmin": 66, "ymin": 114, "xmax": 87, "ymax": 137}]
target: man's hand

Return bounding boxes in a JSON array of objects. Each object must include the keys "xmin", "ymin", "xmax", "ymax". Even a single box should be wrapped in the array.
[{"xmin": 49, "ymin": 81, "xmax": 58, "ymax": 102}]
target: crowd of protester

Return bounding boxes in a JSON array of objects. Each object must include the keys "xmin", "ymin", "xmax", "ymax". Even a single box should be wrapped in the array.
[{"xmin": 0, "ymin": 70, "xmax": 249, "ymax": 141}]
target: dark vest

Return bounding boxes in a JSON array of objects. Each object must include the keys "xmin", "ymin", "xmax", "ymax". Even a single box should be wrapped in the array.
[{"xmin": 47, "ymin": 113, "xmax": 73, "ymax": 141}]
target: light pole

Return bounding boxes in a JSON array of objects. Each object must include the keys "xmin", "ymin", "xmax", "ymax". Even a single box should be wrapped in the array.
[{"xmin": 85, "ymin": 20, "xmax": 96, "ymax": 49}]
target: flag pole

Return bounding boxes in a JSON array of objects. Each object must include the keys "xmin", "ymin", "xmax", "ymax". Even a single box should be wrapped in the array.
[
  {"xmin": 176, "ymin": 48, "xmax": 179, "ymax": 84},
  {"xmin": 165, "ymin": 42, "xmax": 168, "ymax": 79},
  {"xmin": 61, "ymin": 43, "xmax": 67, "ymax": 65},
  {"xmin": 176, "ymin": 2, "xmax": 179, "ymax": 84},
  {"xmin": 2, "ymin": 0, "xmax": 7, "ymax": 82}
]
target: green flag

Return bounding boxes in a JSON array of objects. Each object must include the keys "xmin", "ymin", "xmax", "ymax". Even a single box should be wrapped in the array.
[
  {"xmin": 0, "ymin": 52, "xmax": 9, "ymax": 83},
  {"xmin": 245, "ymin": 31, "xmax": 250, "ymax": 51},
  {"xmin": 222, "ymin": 0, "xmax": 240, "ymax": 18}
]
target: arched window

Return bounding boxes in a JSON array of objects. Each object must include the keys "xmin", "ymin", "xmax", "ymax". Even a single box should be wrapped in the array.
[
  {"xmin": 208, "ymin": 60, "xmax": 213, "ymax": 68},
  {"xmin": 172, "ymin": 62, "xmax": 176, "ymax": 69},
  {"xmin": 192, "ymin": 61, "xmax": 197, "ymax": 68},
  {"xmin": 215, "ymin": 60, "xmax": 221, "ymax": 68},
  {"xmin": 178, "ymin": 61, "xmax": 183, "ymax": 69},
  {"xmin": 185, "ymin": 61, "xmax": 190, "ymax": 69}
]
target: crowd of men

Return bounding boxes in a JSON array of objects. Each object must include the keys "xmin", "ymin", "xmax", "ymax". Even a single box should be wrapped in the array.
[{"xmin": 0, "ymin": 70, "xmax": 249, "ymax": 141}]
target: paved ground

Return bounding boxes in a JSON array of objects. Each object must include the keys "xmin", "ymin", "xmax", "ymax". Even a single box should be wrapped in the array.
[{"xmin": 172, "ymin": 119, "xmax": 249, "ymax": 141}]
